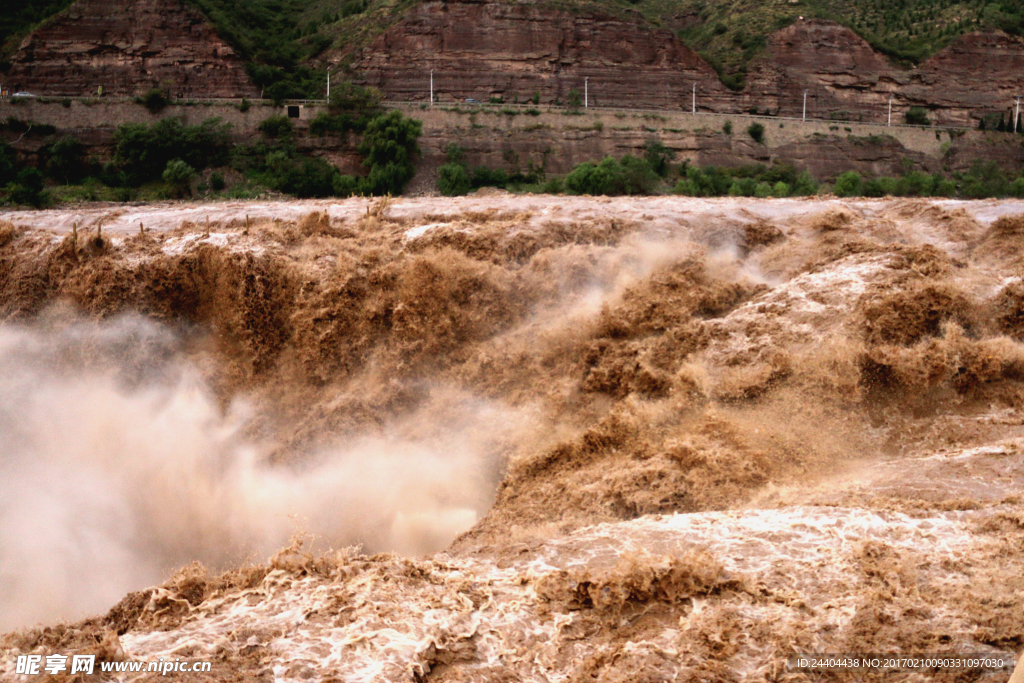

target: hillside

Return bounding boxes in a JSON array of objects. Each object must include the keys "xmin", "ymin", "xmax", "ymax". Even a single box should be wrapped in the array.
[{"xmin": 3, "ymin": 0, "xmax": 1023, "ymax": 97}]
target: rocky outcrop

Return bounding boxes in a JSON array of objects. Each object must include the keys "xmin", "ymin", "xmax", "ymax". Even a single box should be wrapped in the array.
[
  {"xmin": 743, "ymin": 19, "xmax": 1024, "ymax": 127},
  {"xmin": 354, "ymin": 8, "xmax": 1024, "ymax": 129},
  {"xmin": 5, "ymin": 0, "xmax": 258, "ymax": 98},
  {"xmin": 352, "ymin": 0, "xmax": 732, "ymax": 110}
]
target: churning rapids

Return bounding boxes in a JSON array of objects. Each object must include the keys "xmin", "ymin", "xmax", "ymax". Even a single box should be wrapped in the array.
[{"xmin": 1, "ymin": 194, "xmax": 1023, "ymax": 682}]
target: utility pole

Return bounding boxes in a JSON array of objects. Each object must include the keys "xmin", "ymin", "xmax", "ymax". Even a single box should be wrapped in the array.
[
  {"xmin": 326, "ymin": 66, "xmax": 331, "ymax": 99},
  {"xmin": 1015, "ymin": 96, "xmax": 1022, "ymax": 133},
  {"xmin": 585, "ymin": 77, "xmax": 588, "ymax": 108},
  {"xmin": 430, "ymin": 70, "xmax": 434, "ymax": 106},
  {"xmin": 803, "ymin": 89, "xmax": 808, "ymax": 122},
  {"xmin": 888, "ymin": 94, "xmax": 893, "ymax": 127},
  {"xmin": 692, "ymin": 83, "xmax": 696, "ymax": 114}
]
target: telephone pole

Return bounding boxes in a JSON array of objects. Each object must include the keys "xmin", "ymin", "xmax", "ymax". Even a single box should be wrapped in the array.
[
  {"xmin": 326, "ymin": 66, "xmax": 331, "ymax": 99},
  {"xmin": 585, "ymin": 77, "xmax": 588, "ymax": 108},
  {"xmin": 1015, "ymin": 96, "xmax": 1022, "ymax": 133},
  {"xmin": 430, "ymin": 70, "xmax": 434, "ymax": 106},
  {"xmin": 803, "ymin": 89, "xmax": 808, "ymax": 122},
  {"xmin": 692, "ymin": 83, "xmax": 696, "ymax": 114}
]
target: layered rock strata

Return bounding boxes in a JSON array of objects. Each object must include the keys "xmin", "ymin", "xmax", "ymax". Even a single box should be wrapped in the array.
[
  {"xmin": 353, "ymin": 0, "xmax": 733, "ymax": 111},
  {"xmin": 5, "ymin": 0, "xmax": 258, "ymax": 98},
  {"xmin": 743, "ymin": 19, "xmax": 1024, "ymax": 127}
]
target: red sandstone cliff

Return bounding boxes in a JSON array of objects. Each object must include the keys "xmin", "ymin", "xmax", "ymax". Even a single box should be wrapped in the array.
[
  {"xmin": 351, "ymin": 0, "xmax": 732, "ymax": 110},
  {"xmin": 743, "ymin": 19, "xmax": 1024, "ymax": 127},
  {"xmin": 5, "ymin": 0, "xmax": 258, "ymax": 98}
]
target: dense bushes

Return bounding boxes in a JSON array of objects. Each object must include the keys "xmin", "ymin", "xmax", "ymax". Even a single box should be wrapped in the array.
[
  {"xmin": 905, "ymin": 107, "xmax": 931, "ymax": 126},
  {"xmin": 113, "ymin": 117, "xmax": 232, "ymax": 186},
  {"xmin": 258, "ymin": 115, "xmax": 294, "ymax": 139},
  {"xmin": 437, "ymin": 163, "xmax": 471, "ymax": 196},
  {"xmin": 310, "ymin": 83, "xmax": 384, "ymax": 136},
  {"xmin": 336, "ymin": 109, "xmax": 422, "ymax": 196},
  {"xmin": 674, "ymin": 163, "xmax": 819, "ymax": 198},
  {"xmin": 564, "ymin": 156, "xmax": 659, "ymax": 196},
  {"xmin": 833, "ymin": 171, "xmax": 863, "ymax": 197}
]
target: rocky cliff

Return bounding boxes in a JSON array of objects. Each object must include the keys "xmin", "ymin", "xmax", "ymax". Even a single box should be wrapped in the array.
[
  {"xmin": 352, "ymin": 5, "xmax": 1024, "ymax": 129},
  {"xmin": 743, "ymin": 19, "xmax": 1024, "ymax": 127},
  {"xmin": 352, "ymin": 0, "xmax": 732, "ymax": 110},
  {"xmin": 5, "ymin": 0, "xmax": 258, "ymax": 98}
]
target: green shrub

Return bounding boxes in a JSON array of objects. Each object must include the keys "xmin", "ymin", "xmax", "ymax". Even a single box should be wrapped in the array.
[
  {"xmin": 564, "ymin": 161, "xmax": 608, "ymax": 195},
  {"xmin": 357, "ymin": 110, "xmax": 422, "ymax": 196},
  {"xmin": 471, "ymin": 166, "xmax": 509, "ymax": 189},
  {"xmin": 792, "ymin": 171, "xmax": 819, "ymax": 196},
  {"xmin": 532, "ymin": 91, "xmax": 540, "ymax": 105},
  {"xmin": 138, "ymin": 88, "xmax": 169, "ymax": 114},
  {"xmin": 438, "ymin": 163, "xmax": 471, "ymax": 196},
  {"xmin": 567, "ymin": 88, "xmax": 583, "ymax": 111},
  {"xmin": 162, "ymin": 159, "xmax": 196, "ymax": 197},
  {"xmin": 863, "ymin": 176, "xmax": 898, "ymax": 197},
  {"xmin": 0, "ymin": 142, "xmax": 18, "ymax": 186},
  {"xmin": 723, "ymin": 120, "xmax": 733, "ymax": 135},
  {"xmin": 259, "ymin": 115, "xmax": 294, "ymax": 138},
  {"xmin": 728, "ymin": 177, "xmax": 758, "ymax": 196},
  {"xmin": 333, "ymin": 174, "xmax": 362, "ymax": 197},
  {"xmin": 564, "ymin": 155, "xmax": 657, "ymax": 196},
  {"xmin": 934, "ymin": 179, "xmax": 957, "ymax": 197},
  {"xmin": 894, "ymin": 170, "xmax": 936, "ymax": 196},
  {"xmin": 905, "ymin": 107, "xmax": 930, "ymax": 126},
  {"xmin": 643, "ymin": 139, "xmax": 676, "ymax": 177},
  {"xmin": 113, "ymin": 117, "xmax": 231, "ymax": 186},
  {"xmin": 239, "ymin": 98, "xmax": 251, "ymax": 113},
  {"xmin": 1011, "ymin": 177, "xmax": 1024, "ymax": 198},
  {"xmin": 771, "ymin": 181, "xmax": 791, "ymax": 197},
  {"xmin": 9, "ymin": 167, "xmax": 48, "ymax": 207},
  {"xmin": 747, "ymin": 122, "xmax": 765, "ymax": 144},
  {"xmin": 754, "ymin": 181, "xmax": 773, "ymax": 198},
  {"xmin": 834, "ymin": 171, "xmax": 863, "ymax": 197},
  {"xmin": 210, "ymin": 171, "xmax": 226, "ymax": 191},
  {"xmin": 540, "ymin": 177, "xmax": 563, "ymax": 194},
  {"xmin": 278, "ymin": 157, "xmax": 338, "ymax": 198},
  {"xmin": 619, "ymin": 155, "xmax": 658, "ymax": 194},
  {"xmin": 329, "ymin": 82, "xmax": 382, "ymax": 113},
  {"xmin": 961, "ymin": 160, "xmax": 1010, "ymax": 198},
  {"xmin": 44, "ymin": 136, "xmax": 86, "ymax": 184}
]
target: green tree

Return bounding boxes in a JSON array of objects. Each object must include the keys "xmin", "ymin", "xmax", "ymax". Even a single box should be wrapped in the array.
[
  {"xmin": 834, "ymin": 171, "xmax": 863, "ymax": 197},
  {"xmin": 258, "ymin": 115, "xmax": 294, "ymax": 139},
  {"xmin": 566, "ymin": 88, "xmax": 583, "ymax": 112},
  {"xmin": 747, "ymin": 122, "xmax": 765, "ymax": 144},
  {"xmin": 437, "ymin": 163, "xmax": 471, "ymax": 196},
  {"xmin": 162, "ymin": 159, "xmax": 196, "ymax": 198},
  {"xmin": 905, "ymin": 107, "xmax": 931, "ymax": 126},
  {"xmin": 45, "ymin": 136, "xmax": 86, "ymax": 184},
  {"xmin": 139, "ymin": 88, "xmax": 169, "ymax": 114},
  {"xmin": 0, "ymin": 142, "xmax": 18, "ymax": 187},
  {"xmin": 357, "ymin": 111, "xmax": 423, "ymax": 195},
  {"xmin": 9, "ymin": 167, "xmax": 47, "ymax": 207},
  {"xmin": 643, "ymin": 139, "xmax": 676, "ymax": 177},
  {"xmin": 114, "ymin": 117, "xmax": 231, "ymax": 186}
]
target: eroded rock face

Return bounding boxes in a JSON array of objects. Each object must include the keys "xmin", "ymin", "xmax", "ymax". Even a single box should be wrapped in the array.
[
  {"xmin": 353, "ymin": 0, "xmax": 732, "ymax": 110},
  {"xmin": 743, "ymin": 19, "xmax": 1024, "ymax": 127},
  {"xmin": 354, "ymin": 8, "xmax": 1024, "ymax": 128},
  {"xmin": 5, "ymin": 0, "xmax": 258, "ymax": 98}
]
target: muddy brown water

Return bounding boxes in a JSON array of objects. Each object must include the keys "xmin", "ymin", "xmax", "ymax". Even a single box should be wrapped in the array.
[{"xmin": 1, "ymin": 195, "xmax": 1022, "ymax": 682}]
